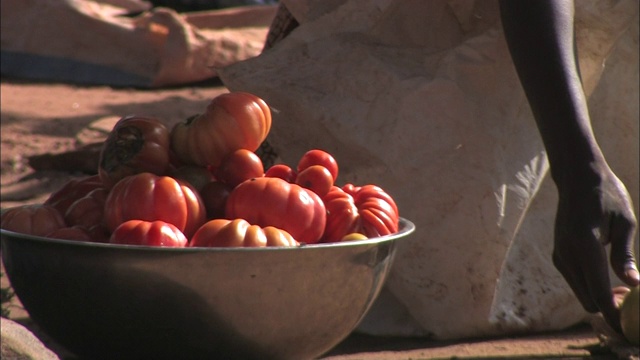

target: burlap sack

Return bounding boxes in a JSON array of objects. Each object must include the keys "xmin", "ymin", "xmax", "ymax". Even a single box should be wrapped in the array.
[
  {"xmin": 219, "ymin": 0, "xmax": 639, "ymax": 339},
  {"xmin": 0, "ymin": 0, "xmax": 276, "ymax": 87}
]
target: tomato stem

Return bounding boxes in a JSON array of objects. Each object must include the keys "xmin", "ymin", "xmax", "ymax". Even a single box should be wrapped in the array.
[{"xmin": 101, "ymin": 125, "xmax": 144, "ymax": 171}]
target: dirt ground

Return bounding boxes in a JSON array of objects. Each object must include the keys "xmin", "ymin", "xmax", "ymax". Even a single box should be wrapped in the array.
[{"xmin": 0, "ymin": 79, "xmax": 635, "ymax": 359}]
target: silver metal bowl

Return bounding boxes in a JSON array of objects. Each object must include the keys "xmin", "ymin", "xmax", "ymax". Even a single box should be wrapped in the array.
[{"xmin": 1, "ymin": 218, "xmax": 415, "ymax": 360}]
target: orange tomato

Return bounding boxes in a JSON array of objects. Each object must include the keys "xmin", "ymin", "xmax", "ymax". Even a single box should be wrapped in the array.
[
  {"xmin": 190, "ymin": 218, "xmax": 298, "ymax": 247},
  {"xmin": 1, "ymin": 204, "xmax": 66, "ymax": 237},
  {"xmin": 170, "ymin": 92, "xmax": 271, "ymax": 168}
]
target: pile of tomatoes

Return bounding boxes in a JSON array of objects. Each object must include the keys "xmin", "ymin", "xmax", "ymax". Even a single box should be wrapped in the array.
[{"xmin": 1, "ymin": 92, "xmax": 400, "ymax": 248}]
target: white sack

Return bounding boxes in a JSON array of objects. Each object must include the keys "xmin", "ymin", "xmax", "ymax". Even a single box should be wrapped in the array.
[{"xmin": 219, "ymin": 0, "xmax": 639, "ymax": 340}]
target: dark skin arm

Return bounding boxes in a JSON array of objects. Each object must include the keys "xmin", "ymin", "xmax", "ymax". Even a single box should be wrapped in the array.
[{"xmin": 499, "ymin": 0, "xmax": 639, "ymax": 332}]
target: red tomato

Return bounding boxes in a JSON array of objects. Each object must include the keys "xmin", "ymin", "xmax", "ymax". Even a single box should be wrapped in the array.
[
  {"xmin": 44, "ymin": 175, "xmax": 104, "ymax": 215},
  {"xmin": 110, "ymin": 220, "xmax": 187, "ymax": 247},
  {"xmin": 199, "ymin": 180, "xmax": 234, "ymax": 220},
  {"xmin": 64, "ymin": 188, "xmax": 108, "ymax": 231},
  {"xmin": 342, "ymin": 184, "xmax": 362, "ymax": 194},
  {"xmin": 99, "ymin": 115, "xmax": 171, "ymax": 189},
  {"xmin": 264, "ymin": 164, "xmax": 297, "ymax": 183},
  {"xmin": 295, "ymin": 165, "xmax": 334, "ymax": 197},
  {"xmin": 344, "ymin": 184, "xmax": 399, "ymax": 237},
  {"xmin": 321, "ymin": 186, "xmax": 360, "ymax": 243},
  {"xmin": 103, "ymin": 173, "xmax": 206, "ymax": 239},
  {"xmin": 214, "ymin": 149, "xmax": 264, "ymax": 188},
  {"xmin": 65, "ymin": 187, "xmax": 111, "ymax": 243},
  {"xmin": 297, "ymin": 149, "xmax": 339, "ymax": 183},
  {"xmin": 190, "ymin": 218, "xmax": 298, "ymax": 247},
  {"xmin": 46, "ymin": 226, "xmax": 93, "ymax": 242},
  {"xmin": 1, "ymin": 204, "xmax": 66, "ymax": 237},
  {"xmin": 170, "ymin": 92, "xmax": 272, "ymax": 168},
  {"xmin": 225, "ymin": 177, "xmax": 326, "ymax": 244},
  {"xmin": 322, "ymin": 184, "xmax": 399, "ymax": 242}
]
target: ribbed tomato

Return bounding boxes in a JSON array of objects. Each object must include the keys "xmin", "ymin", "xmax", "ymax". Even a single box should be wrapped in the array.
[
  {"xmin": 110, "ymin": 220, "xmax": 188, "ymax": 247},
  {"xmin": 0, "ymin": 204, "xmax": 66, "ymax": 237},
  {"xmin": 225, "ymin": 177, "xmax": 326, "ymax": 244},
  {"xmin": 64, "ymin": 187, "xmax": 110, "ymax": 243},
  {"xmin": 344, "ymin": 184, "xmax": 399, "ymax": 237},
  {"xmin": 170, "ymin": 92, "xmax": 271, "ymax": 168},
  {"xmin": 46, "ymin": 226, "xmax": 93, "ymax": 242},
  {"xmin": 322, "ymin": 184, "xmax": 399, "ymax": 242},
  {"xmin": 190, "ymin": 218, "xmax": 298, "ymax": 247},
  {"xmin": 64, "ymin": 188, "xmax": 107, "ymax": 229},
  {"xmin": 321, "ymin": 186, "xmax": 360, "ymax": 243},
  {"xmin": 44, "ymin": 175, "xmax": 104, "ymax": 215},
  {"xmin": 103, "ymin": 172, "xmax": 206, "ymax": 239}
]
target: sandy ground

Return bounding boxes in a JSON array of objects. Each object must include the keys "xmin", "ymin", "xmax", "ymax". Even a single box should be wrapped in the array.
[{"xmin": 0, "ymin": 79, "xmax": 635, "ymax": 359}]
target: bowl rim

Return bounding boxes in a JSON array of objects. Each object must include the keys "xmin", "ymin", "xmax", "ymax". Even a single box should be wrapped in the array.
[{"xmin": 0, "ymin": 217, "xmax": 415, "ymax": 252}]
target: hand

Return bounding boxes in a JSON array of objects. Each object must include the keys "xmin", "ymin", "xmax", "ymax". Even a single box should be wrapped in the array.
[{"xmin": 552, "ymin": 166, "xmax": 639, "ymax": 332}]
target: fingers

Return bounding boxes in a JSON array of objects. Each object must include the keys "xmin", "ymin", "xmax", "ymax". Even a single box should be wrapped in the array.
[
  {"xmin": 551, "ymin": 173, "xmax": 637, "ymax": 333},
  {"xmin": 608, "ymin": 213, "xmax": 640, "ymax": 286},
  {"xmin": 599, "ymin": 301, "xmax": 622, "ymax": 333},
  {"xmin": 552, "ymin": 250, "xmax": 598, "ymax": 313},
  {"xmin": 602, "ymin": 177, "xmax": 639, "ymax": 285},
  {"xmin": 580, "ymin": 239, "xmax": 622, "ymax": 332},
  {"xmin": 553, "ymin": 234, "xmax": 622, "ymax": 331}
]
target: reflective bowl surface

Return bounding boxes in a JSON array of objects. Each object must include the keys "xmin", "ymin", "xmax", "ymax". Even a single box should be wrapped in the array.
[{"xmin": 1, "ymin": 218, "xmax": 414, "ymax": 360}]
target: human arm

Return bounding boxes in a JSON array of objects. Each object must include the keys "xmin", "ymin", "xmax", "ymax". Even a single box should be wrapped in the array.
[{"xmin": 498, "ymin": 0, "xmax": 639, "ymax": 332}]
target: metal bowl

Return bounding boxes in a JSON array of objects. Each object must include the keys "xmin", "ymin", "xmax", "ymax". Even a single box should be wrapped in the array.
[{"xmin": 1, "ymin": 218, "xmax": 414, "ymax": 360}]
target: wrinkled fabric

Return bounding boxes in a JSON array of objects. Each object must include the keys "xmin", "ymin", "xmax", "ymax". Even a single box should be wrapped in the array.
[
  {"xmin": 0, "ymin": 0, "xmax": 276, "ymax": 87},
  {"xmin": 219, "ymin": 0, "xmax": 639, "ymax": 339}
]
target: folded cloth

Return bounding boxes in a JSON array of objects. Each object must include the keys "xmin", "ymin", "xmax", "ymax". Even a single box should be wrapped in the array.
[{"xmin": 0, "ymin": 0, "xmax": 276, "ymax": 87}]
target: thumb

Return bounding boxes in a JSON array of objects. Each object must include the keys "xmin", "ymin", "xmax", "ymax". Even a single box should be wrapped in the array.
[{"xmin": 608, "ymin": 214, "xmax": 640, "ymax": 286}]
